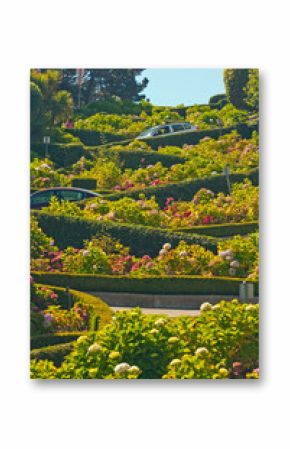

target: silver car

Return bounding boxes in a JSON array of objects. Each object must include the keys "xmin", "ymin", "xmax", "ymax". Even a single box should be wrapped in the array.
[{"xmin": 136, "ymin": 122, "xmax": 196, "ymax": 139}]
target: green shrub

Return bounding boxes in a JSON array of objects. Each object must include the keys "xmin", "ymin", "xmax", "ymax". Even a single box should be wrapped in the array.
[
  {"xmin": 107, "ymin": 169, "xmax": 259, "ymax": 207},
  {"xmin": 31, "ymin": 272, "xmax": 259, "ymax": 296},
  {"xmin": 31, "ymin": 331, "xmax": 84, "ymax": 349},
  {"xmin": 31, "ymin": 342, "xmax": 75, "ymax": 367},
  {"xmin": 31, "ymin": 143, "xmax": 87, "ymax": 167},
  {"xmin": 30, "ymin": 301, "xmax": 259, "ymax": 379},
  {"xmin": 209, "ymin": 94, "xmax": 227, "ymax": 104},
  {"xmin": 32, "ymin": 211, "xmax": 218, "ymax": 256},
  {"xmin": 72, "ymin": 177, "xmax": 98, "ymax": 190},
  {"xmin": 174, "ymin": 221, "xmax": 259, "ymax": 237},
  {"xmin": 63, "ymin": 128, "xmax": 130, "ymax": 146}
]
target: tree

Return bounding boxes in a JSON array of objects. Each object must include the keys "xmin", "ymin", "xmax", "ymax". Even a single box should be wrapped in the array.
[
  {"xmin": 59, "ymin": 69, "xmax": 149, "ymax": 106},
  {"xmin": 223, "ymin": 69, "xmax": 250, "ymax": 110},
  {"xmin": 31, "ymin": 70, "xmax": 74, "ymax": 140},
  {"xmin": 244, "ymin": 69, "xmax": 259, "ymax": 112}
]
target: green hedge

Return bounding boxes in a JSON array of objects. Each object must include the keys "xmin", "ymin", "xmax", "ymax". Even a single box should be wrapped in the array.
[
  {"xmin": 31, "ymin": 342, "xmax": 74, "ymax": 367},
  {"xmin": 106, "ymin": 168, "xmax": 259, "ymax": 207},
  {"xmin": 33, "ymin": 211, "xmax": 218, "ymax": 256},
  {"xmin": 209, "ymin": 94, "xmax": 227, "ymax": 104},
  {"xmin": 89, "ymin": 147, "xmax": 187, "ymax": 169},
  {"xmin": 72, "ymin": 177, "xmax": 98, "ymax": 190},
  {"xmin": 64, "ymin": 128, "xmax": 130, "ymax": 146},
  {"xmin": 31, "ymin": 143, "xmax": 89, "ymax": 167},
  {"xmin": 172, "ymin": 221, "xmax": 259, "ymax": 237},
  {"xmin": 31, "ymin": 272, "xmax": 259, "ymax": 297},
  {"xmin": 36, "ymin": 284, "xmax": 113, "ymax": 328},
  {"xmin": 100, "ymin": 123, "xmax": 258, "ymax": 150},
  {"xmin": 31, "ymin": 332, "xmax": 84, "ymax": 350}
]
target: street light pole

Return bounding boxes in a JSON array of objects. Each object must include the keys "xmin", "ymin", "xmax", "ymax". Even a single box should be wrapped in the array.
[
  {"xmin": 43, "ymin": 135, "xmax": 50, "ymax": 159},
  {"xmin": 223, "ymin": 164, "xmax": 231, "ymax": 194}
]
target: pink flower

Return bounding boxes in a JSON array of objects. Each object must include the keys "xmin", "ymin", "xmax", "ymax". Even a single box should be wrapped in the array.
[{"xmin": 165, "ymin": 197, "xmax": 174, "ymax": 206}]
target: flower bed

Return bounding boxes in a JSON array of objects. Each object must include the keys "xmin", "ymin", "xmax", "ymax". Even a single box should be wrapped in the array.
[
  {"xmin": 32, "ymin": 211, "xmax": 218, "ymax": 256},
  {"xmin": 30, "ymin": 300, "xmax": 259, "ymax": 379},
  {"xmin": 30, "ymin": 282, "xmax": 113, "ymax": 340},
  {"xmin": 31, "ymin": 215, "xmax": 258, "ymax": 279},
  {"xmin": 44, "ymin": 181, "xmax": 257, "ymax": 228}
]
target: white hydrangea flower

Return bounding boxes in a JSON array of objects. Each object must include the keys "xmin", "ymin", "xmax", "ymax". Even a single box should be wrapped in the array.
[
  {"xmin": 77, "ymin": 336, "xmax": 88, "ymax": 344},
  {"xmin": 179, "ymin": 251, "xmax": 188, "ymax": 258},
  {"xmin": 168, "ymin": 336, "xmax": 179, "ymax": 344},
  {"xmin": 169, "ymin": 359, "xmax": 182, "ymax": 367},
  {"xmin": 127, "ymin": 365, "xmax": 141, "ymax": 375},
  {"xmin": 195, "ymin": 347, "xmax": 209, "ymax": 356},
  {"xmin": 149, "ymin": 328, "xmax": 159, "ymax": 334},
  {"xmin": 87, "ymin": 343, "xmax": 103, "ymax": 354},
  {"xmin": 154, "ymin": 318, "xmax": 166, "ymax": 327},
  {"xmin": 82, "ymin": 250, "xmax": 90, "ymax": 257},
  {"xmin": 230, "ymin": 260, "xmax": 240, "ymax": 268},
  {"xmin": 245, "ymin": 304, "xmax": 256, "ymax": 311},
  {"xmin": 114, "ymin": 363, "xmax": 131, "ymax": 374},
  {"xmin": 218, "ymin": 368, "xmax": 229, "ymax": 377},
  {"xmin": 218, "ymin": 249, "xmax": 233, "ymax": 259},
  {"xmin": 159, "ymin": 249, "xmax": 167, "ymax": 256},
  {"xmin": 200, "ymin": 302, "xmax": 212, "ymax": 312},
  {"xmin": 163, "ymin": 243, "xmax": 171, "ymax": 251}
]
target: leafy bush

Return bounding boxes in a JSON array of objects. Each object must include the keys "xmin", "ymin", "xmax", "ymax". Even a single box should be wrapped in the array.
[
  {"xmin": 107, "ymin": 168, "xmax": 259, "ymax": 207},
  {"xmin": 32, "ymin": 272, "xmax": 258, "ymax": 296},
  {"xmin": 30, "ymin": 158, "xmax": 70, "ymax": 188},
  {"xmin": 30, "ymin": 300, "xmax": 259, "ymax": 379},
  {"xmin": 80, "ymin": 181, "xmax": 258, "ymax": 228},
  {"xmin": 31, "ymin": 215, "xmax": 57, "ymax": 258},
  {"xmin": 33, "ymin": 210, "xmax": 218, "ymax": 256},
  {"xmin": 31, "ymin": 217, "xmax": 258, "ymax": 278}
]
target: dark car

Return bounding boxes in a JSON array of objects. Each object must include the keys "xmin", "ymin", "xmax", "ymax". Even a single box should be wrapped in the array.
[{"xmin": 30, "ymin": 187, "xmax": 101, "ymax": 209}]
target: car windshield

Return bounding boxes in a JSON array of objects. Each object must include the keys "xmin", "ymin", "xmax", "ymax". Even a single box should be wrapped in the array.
[{"xmin": 138, "ymin": 127, "xmax": 157, "ymax": 137}]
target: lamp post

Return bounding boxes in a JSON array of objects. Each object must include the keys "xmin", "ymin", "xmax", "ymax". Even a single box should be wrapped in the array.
[
  {"xmin": 43, "ymin": 135, "xmax": 50, "ymax": 159},
  {"xmin": 223, "ymin": 164, "xmax": 231, "ymax": 194},
  {"xmin": 217, "ymin": 117, "xmax": 223, "ymax": 137}
]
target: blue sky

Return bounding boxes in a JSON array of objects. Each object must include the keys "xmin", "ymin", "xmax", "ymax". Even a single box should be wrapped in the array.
[{"xmin": 139, "ymin": 68, "xmax": 225, "ymax": 106}]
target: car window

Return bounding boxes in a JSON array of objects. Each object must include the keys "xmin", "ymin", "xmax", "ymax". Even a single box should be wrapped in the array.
[
  {"xmin": 139, "ymin": 128, "xmax": 155, "ymax": 137},
  {"xmin": 171, "ymin": 124, "xmax": 185, "ymax": 132},
  {"xmin": 59, "ymin": 190, "xmax": 84, "ymax": 201},
  {"xmin": 156, "ymin": 126, "xmax": 171, "ymax": 136},
  {"xmin": 183, "ymin": 123, "xmax": 192, "ymax": 130},
  {"xmin": 31, "ymin": 191, "xmax": 55, "ymax": 205}
]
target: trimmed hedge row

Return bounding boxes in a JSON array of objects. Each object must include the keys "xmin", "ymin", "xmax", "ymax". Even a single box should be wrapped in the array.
[
  {"xmin": 33, "ymin": 211, "xmax": 218, "ymax": 256},
  {"xmin": 72, "ymin": 177, "xmax": 98, "ymax": 190},
  {"xmin": 31, "ymin": 342, "xmax": 74, "ymax": 367},
  {"xmin": 36, "ymin": 284, "xmax": 113, "ymax": 328},
  {"xmin": 31, "ymin": 272, "xmax": 259, "ymax": 297},
  {"xmin": 31, "ymin": 331, "xmax": 84, "ymax": 350},
  {"xmin": 63, "ymin": 128, "xmax": 130, "ymax": 146},
  {"xmin": 99, "ymin": 123, "xmax": 258, "ymax": 150},
  {"xmin": 106, "ymin": 168, "xmax": 259, "ymax": 207},
  {"xmin": 172, "ymin": 221, "xmax": 259, "ymax": 237},
  {"xmin": 31, "ymin": 143, "xmax": 89, "ymax": 167},
  {"xmin": 31, "ymin": 143, "xmax": 186, "ymax": 170}
]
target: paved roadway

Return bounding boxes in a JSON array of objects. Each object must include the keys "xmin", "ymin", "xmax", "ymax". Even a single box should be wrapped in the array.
[{"xmin": 111, "ymin": 306, "xmax": 200, "ymax": 317}]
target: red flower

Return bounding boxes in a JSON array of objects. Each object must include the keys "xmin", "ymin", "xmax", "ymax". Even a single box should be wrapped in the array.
[{"xmin": 202, "ymin": 215, "xmax": 214, "ymax": 225}]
